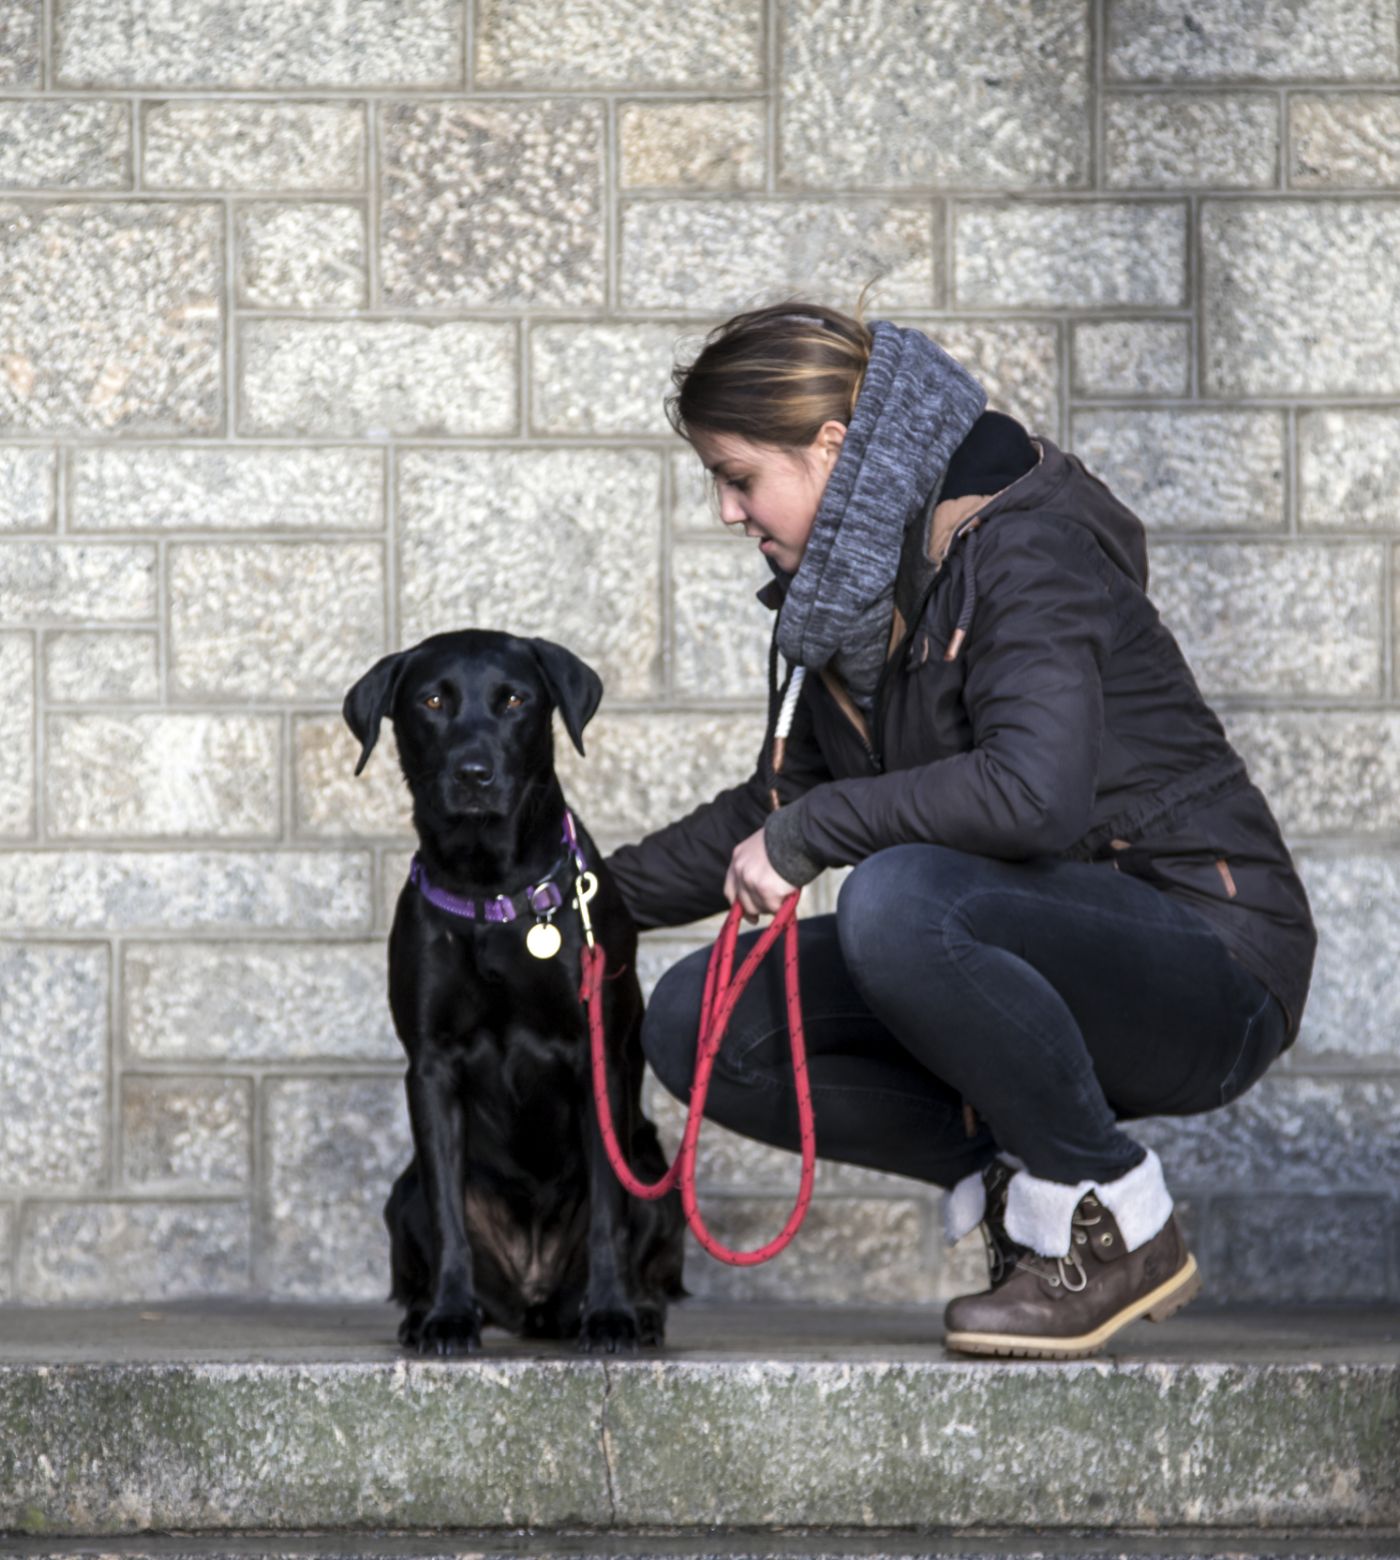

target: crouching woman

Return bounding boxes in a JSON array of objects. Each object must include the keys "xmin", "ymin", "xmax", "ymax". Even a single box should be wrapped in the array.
[{"xmin": 603, "ymin": 296, "xmax": 1316, "ymax": 1358}]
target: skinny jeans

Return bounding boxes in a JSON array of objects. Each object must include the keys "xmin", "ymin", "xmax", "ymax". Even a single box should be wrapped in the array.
[{"xmin": 641, "ymin": 843, "xmax": 1289, "ymax": 1189}]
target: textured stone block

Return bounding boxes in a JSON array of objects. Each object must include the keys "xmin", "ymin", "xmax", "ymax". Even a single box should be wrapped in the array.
[
  {"xmin": 0, "ymin": 1204, "xmax": 11, "ymax": 1301},
  {"xmin": 379, "ymin": 847, "xmax": 414, "ymax": 931},
  {"xmin": 619, "ymin": 100, "xmax": 765, "ymax": 190},
  {"xmin": 0, "ymin": 100, "xmax": 130, "ymax": 188},
  {"xmin": 43, "ymin": 630, "xmax": 159, "ymax": 704},
  {"xmin": 121, "ymin": 1076, "xmax": 251, "ymax": 1190},
  {"xmin": 168, "ymin": 540, "xmax": 384, "ymax": 701},
  {"xmin": 1205, "ymin": 1195, "xmax": 1393, "ymax": 1302},
  {"xmin": 673, "ymin": 540, "xmax": 775, "ymax": 699},
  {"xmin": 295, "ymin": 714, "xmax": 413, "ymax": 839},
  {"xmin": 45, "ymin": 713, "xmax": 280, "ymax": 839},
  {"xmin": 0, "ymin": 448, "xmax": 54, "ymax": 530},
  {"xmin": 1298, "ymin": 409, "xmax": 1400, "ymax": 529},
  {"xmin": 901, "ymin": 319, "xmax": 1062, "ymax": 437},
  {"xmin": 1152, "ymin": 541, "xmax": 1382, "ymax": 697},
  {"xmin": 530, "ymin": 322, "xmax": 688, "ymax": 436},
  {"xmin": 670, "ymin": 447, "xmax": 719, "ymax": 533},
  {"xmin": 678, "ymin": 1196, "xmax": 938, "ymax": 1304},
  {"xmin": 1203, "ymin": 200, "xmax": 1400, "ymax": 396},
  {"xmin": 1072, "ymin": 319, "xmax": 1191, "ymax": 396},
  {"xmin": 239, "ymin": 319, "xmax": 517, "ymax": 437},
  {"xmin": 235, "ymin": 201, "xmax": 366, "ymax": 309},
  {"xmin": 1106, "ymin": 0, "xmax": 1400, "ymax": 80},
  {"xmin": 1070, "ymin": 410, "xmax": 1285, "ymax": 530},
  {"xmin": 1292, "ymin": 93, "xmax": 1400, "ymax": 186},
  {"xmin": 143, "ymin": 101, "xmax": 364, "ymax": 190},
  {"xmin": 125, "ymin": 941, "xmax": 399, "ymax": 1063},
  {"xmin": 620, "ymin": 200, "xmax": 938, "ymax": 311},
  {"xmin": 263, "ymin": 1077, "xmax": 411, "ymax": 1300},
  {"xmin": 0, "ymin": 941, "xmax": 106, "ymax": 1189},
  {"xmin": 475, "ymin": 0, "xmax": 762, "ymax": 87},
  {"xmin": 380, "ymin": 101, "xmax": 604, "ymax": 308},
  {"xmin": 16, "ymin": 1201, "xmax": 251, "ymax": 1302},
  {"xmin": 0, "ymin": 202, "xmax": 222, "ymax": 435},
  {"xmin": 0, "ymin": 1354, "xmax": 611, "ymax": 1531},
  {"xmin": 957, "ymin": 201, "xmax": 1185, "ymax": 309},
  {"xmin": 0, "ymin": 1, "xmax": 40, "ymax": 86},
  {"xmin": 0, "ymin": 542, "xmax": 156, "ymax": 622},
  {"xmin": 1291, "ymin": 852, "xmax": 1400, "ymax": 1066},
  {"xmin": 1221, "ymin": 711, "xmax": 1400, "ymax": 837},
  {"xmin": 71, "ymin": 445, "xmax": 383, "ymax": 532},
  {"xmin": 1134, "ymin": 1075, "xmax": 1400, "ymax": 1191},
  {"xmin": 397, "ymin": 449, "xmax": 661, "ymax": 699},
  {"xmin": 554, "ymin": 709, "xmax": 763, "ymax": 842},
  {"xmin": 55, "ymin": 0, "xmax": 461, "ymax": 88},
  {"xmin": 1104, "ymin": 93, "xmax": 1278, "ymax": 187},
  {"xmin": 0, "ymin": 632, "xmax": 34, "ymax": 836},
  {"xmin": 0, "ymin": 850, "xmax": 371, "ymax": 932},
  {"xmin": 781, "ymin": 0, "xmax": 1088, "ymax": 189}
]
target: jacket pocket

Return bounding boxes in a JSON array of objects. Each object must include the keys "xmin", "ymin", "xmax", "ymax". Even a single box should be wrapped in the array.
[{"xmin": 1110, "ymin": 838, "xmax": 1239, "ymax": 905}]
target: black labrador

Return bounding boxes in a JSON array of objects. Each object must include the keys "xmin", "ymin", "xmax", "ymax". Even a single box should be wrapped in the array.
[{"xmin": 342, "ymin": 628, "xmax": 688, "ymax": 1355}]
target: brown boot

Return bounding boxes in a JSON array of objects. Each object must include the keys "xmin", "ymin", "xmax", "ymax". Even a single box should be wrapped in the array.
[
  {"xmin": 943, "ymin": 1189, "xmax": 1202, "ymax": 1359},
  {"xmin": 979, "ymin": 1158, "xmax": 1033, "ymax": 1288}
]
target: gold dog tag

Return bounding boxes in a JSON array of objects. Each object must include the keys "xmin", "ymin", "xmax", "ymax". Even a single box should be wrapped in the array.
[{"xmin": 526, "ymin": 921, "xmax": 562, "ymax": 959}]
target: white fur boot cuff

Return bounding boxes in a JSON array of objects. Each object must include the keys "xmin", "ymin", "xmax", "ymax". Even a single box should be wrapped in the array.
[
  {"xmin": 1002, "ymin": 1146, "xmax": 1174, "ymax": 1258},
  {"xmin": 942, "ymin": 1167, "xmax": 986, "ymax": 1246}
]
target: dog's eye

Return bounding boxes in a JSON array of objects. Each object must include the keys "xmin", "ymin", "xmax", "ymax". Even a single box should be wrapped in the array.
[
  {"xmin": 504, "ymin": 691, "xmax": 525, "ymax": 709},
  {"xmin": 423, "ymin": 694, "xmax": 442, "ymax": 710}
]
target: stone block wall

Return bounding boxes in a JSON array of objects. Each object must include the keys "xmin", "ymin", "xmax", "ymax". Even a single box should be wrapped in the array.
[{"xmin": 1, "ymin": 0, "xmax": 1397, "ymax": 1307}]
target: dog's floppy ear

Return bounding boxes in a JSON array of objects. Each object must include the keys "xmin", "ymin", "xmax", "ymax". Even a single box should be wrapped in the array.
[
  {"xmin": 527, "ymin": 637, "xmax": 603, "ymax": 757},
  {"xmin": 342, "ymin": 649, "xmax": 410, "ymax": 777}
]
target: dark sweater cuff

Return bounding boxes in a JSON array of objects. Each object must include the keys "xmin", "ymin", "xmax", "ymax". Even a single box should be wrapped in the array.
[{"xmin": 763, "ymin": 804, "xmax": 824, "ymax": 888}]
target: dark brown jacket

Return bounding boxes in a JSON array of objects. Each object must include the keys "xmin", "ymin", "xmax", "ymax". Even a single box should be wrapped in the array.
[{"xmin": 604, "ymin": 433, "xmax": 1316, "ymax": 1047}]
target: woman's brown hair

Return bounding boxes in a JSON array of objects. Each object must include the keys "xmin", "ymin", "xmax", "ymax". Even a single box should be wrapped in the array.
[{"xmin": 664, "ymin": 280, "xmax": 880, "ymax": 509}]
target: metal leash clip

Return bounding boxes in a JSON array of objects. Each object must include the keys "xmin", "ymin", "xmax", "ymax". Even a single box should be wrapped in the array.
[{"xmin": 572, "ymin": 871, "xmax": 598, "ymax": 950}]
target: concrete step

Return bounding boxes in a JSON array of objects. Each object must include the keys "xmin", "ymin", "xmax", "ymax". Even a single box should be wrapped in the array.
[
  {"xmin": 4, "ymin": 1538, "xmax": 1400, "ymax": 1559},
  {"xmin": 0, "ymin": 1302, "xmax": 1396, "ymax": 1540}
]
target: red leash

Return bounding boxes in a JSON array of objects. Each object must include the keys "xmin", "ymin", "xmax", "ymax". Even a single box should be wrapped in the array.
[{"xmin": 580, "ymin": 891, "xmax": 817, "ymax": 1266}]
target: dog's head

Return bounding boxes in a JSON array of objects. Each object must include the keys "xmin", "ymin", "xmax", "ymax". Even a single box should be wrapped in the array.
[{"xmin": 341, "ymin": 630, "xmax": 603, "ymax": 821}]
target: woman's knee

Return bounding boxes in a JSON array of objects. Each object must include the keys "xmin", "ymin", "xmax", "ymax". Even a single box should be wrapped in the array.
[{"xmin": 836, "ymin": 843, "xmax": 969, "ymax": 975}]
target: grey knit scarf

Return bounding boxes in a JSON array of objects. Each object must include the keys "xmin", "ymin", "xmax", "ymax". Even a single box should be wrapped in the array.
[{"xmin": 775, "ymin": 319, "xmax": 988, "ymax": 717}]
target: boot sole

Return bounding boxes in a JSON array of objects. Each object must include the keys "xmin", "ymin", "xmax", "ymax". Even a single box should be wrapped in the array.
[{"xmin": 943, "ymin": 1251, "xmax": 1202, "ymax": 1360}]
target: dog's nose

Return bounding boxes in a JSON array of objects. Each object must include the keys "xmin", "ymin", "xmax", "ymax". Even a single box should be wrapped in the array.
[{"xmin": 455, "ymin": 759, "xmax": 495, "ymax": 787}]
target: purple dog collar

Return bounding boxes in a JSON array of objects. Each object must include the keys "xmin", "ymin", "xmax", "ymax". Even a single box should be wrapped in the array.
[{"xmin": 408, "ymin": 811, "xmax": 585, "ymax": 925}]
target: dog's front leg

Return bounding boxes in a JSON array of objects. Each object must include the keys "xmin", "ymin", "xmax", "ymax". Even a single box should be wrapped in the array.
[
  {"xmin": 578, "ymin": 1005, "xmax": 643, "ymax": 1355},
  {"xmin": 405, "ymin": 1052, "xmax": 484, "ymax": 1355}
]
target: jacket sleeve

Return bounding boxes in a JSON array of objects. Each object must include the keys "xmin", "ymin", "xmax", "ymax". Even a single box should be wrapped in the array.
[
  {"xmin": 602, "ymin": 661, "xmax": 833, "ymax": 930},
  {"xmin": 778, "ymin": 517, "xmax": 1114, "ymax": 868}
]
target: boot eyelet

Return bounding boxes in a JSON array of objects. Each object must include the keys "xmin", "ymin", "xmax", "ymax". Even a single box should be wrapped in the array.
[
  {"xmin": 1099, "ymin": 1233, "xmax": 1113, "ymax": 1245},
  {"xmin": 1074, "ymin": 1231, "xmax": 1087, "ymax": 1244},
  {"xmin": 1047, "ymin": 1275, "xmax": 1060, "ymax": 1286}
]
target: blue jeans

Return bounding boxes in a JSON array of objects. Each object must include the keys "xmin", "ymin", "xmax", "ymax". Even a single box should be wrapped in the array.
[{"xmin": 641, "ymin": 843, "xmax": 1288, "ymax": 1189}]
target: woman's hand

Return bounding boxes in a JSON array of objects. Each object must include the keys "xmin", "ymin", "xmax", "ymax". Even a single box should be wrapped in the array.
[{"xmin": 724, "ymin": 827, "xmax": 798, "ymax": 923}]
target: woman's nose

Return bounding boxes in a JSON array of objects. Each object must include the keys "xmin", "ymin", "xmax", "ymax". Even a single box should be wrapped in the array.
[{"xmin": 718, "ymin": 489, "xmax": 745, "ymax": 524}]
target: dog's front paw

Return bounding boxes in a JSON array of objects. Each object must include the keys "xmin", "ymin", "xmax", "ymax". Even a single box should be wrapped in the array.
[
  {"xmin": 577, "ymin": 1304, "xmax": 641, "ymax": 1355},
  {"xmin": 414, "ymin": 1303, "xmax": 484, "ymax": 1357}
]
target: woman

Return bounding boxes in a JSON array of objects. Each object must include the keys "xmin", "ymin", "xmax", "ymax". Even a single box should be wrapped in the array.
[{"xmin": 602, "ymin": 293, "xmax": 1316, "ymax": 1359}]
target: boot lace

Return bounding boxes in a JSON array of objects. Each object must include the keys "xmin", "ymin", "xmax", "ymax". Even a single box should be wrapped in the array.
[{"xmin": 1010, "ymin": 1193, "xmax": 1107, "ymax": 1292}]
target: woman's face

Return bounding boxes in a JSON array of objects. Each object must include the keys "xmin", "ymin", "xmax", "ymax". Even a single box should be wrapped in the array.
[{"xmin": 692, "ymin": 420, "xmax": 847, "ymax": 574}]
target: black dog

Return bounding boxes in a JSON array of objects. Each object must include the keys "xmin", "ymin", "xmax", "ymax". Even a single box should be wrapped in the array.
[{"xmin": 342, "ymin": 629, "xmax": 687, "ymax": 1355}]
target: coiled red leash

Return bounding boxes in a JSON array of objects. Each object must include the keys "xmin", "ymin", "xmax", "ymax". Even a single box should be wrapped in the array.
[{"xmin": 580, "ymin": 890, "xmax": 816, "ymax": 1266}]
